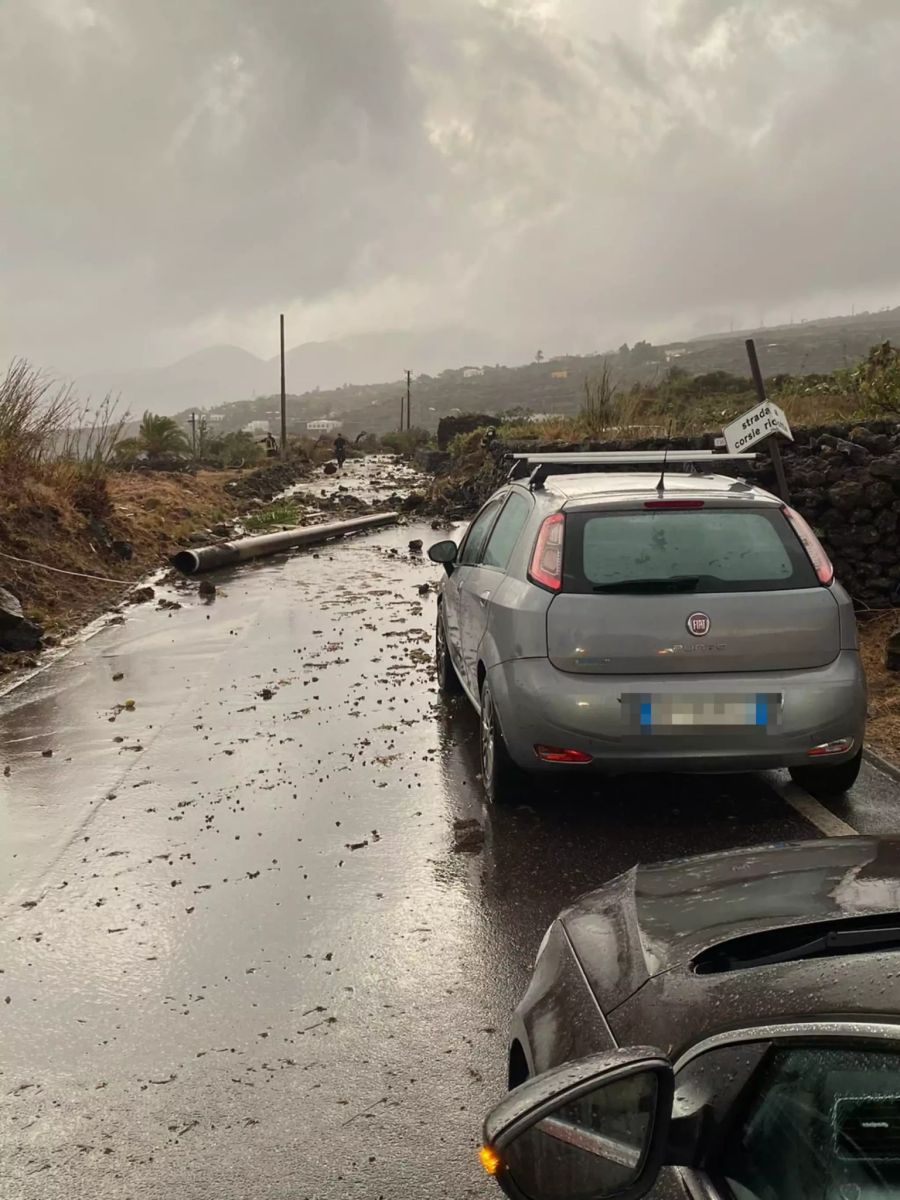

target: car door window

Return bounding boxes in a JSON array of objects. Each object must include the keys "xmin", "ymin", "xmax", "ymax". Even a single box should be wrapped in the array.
[
  {"xmin": 458, "ymin": 498, "xmax": 503, "ymax": 566},
  {"xmin": 482, "ymin": 492, "xmax": 531, "ymax": 570},
  {"xmin": 717, "ymin": 1045, "xmax": 900, "ymax": 1199}
]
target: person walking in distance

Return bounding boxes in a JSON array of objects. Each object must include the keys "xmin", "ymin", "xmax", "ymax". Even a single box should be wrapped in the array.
[{"xmin": 334, "ymin": 433, "xmax": 347, "ymax": 470}]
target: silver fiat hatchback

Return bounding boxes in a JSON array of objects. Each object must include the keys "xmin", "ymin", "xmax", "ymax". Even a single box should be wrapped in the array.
[{"xmin": 429, "ymin": 452, "xmax": 866, "ymax": 804}]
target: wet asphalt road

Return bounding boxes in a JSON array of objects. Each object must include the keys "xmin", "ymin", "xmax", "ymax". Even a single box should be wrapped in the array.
[{"xmin": 1, "ymin": 457, "xmax": 898, "ymax": 1199}]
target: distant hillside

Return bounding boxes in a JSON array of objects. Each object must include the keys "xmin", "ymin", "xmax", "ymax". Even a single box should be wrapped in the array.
[
  {"xmin": 684, "ymin": 307, "xmax": 900, "ymax": 373},
  {"xmin": 76, "ymin": 345, "xmax": 270, "ymax": 420},
  {"xmin": 73, "ymin": 327, "xmax": 523, "ymax": 419},
  {"xmin": 179, "ymin": 307, "xmax": 900, "ymax": 438},
  {"xmin": 70, "ymin": 305, "xmax": 900, "ymax": 435}
]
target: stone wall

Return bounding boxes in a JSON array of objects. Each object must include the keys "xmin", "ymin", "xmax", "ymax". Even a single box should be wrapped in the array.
[
  {"xmin": 769, "ymin": 423, "xmax": 900, "ymax": 607},
  {"xmin": 439, "ymin": 419, "xmax": 900, "ymax": 608}
]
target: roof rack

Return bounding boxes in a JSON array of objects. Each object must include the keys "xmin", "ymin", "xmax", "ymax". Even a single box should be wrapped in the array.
[{"xmin": 508, "ymin": 450, "xmax": 757, "ymax": 488}]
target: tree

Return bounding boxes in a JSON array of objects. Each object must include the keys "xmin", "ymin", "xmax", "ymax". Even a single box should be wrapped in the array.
[
  {"xmin": 535, "ymin": 349, "xmax": 544, "ymax": 363},
  {"xmin": 630, "ymin": 340, "xmax": 657, "ymax": 366},
  {"xmin": 137, "ymin": 411, "xmax": 189, "ymax": 456}
]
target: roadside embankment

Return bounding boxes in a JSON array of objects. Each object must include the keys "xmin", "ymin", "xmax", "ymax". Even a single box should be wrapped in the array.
[
  {"xmin": 0, "ymin": 458, "xmax": 312, "ymax": 671},
  {"xmin": 859, "ymin": 613, "xmax": 900, "ymax": 756}
]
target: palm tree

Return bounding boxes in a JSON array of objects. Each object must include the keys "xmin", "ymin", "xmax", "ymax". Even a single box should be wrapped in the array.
[{"xmin": 137, "ymin": 411, "xmax": 189, "ymax": 456}]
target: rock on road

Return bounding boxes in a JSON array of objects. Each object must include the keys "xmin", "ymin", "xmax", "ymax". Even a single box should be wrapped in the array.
[{"xmin": 0, "ymin": 456, "xmax": 897, "ymax": 1198}]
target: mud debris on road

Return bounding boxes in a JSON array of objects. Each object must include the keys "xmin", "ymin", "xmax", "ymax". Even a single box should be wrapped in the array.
[{"xmin": 0, "ymin": 454, "xmax": 897, "ymax": 1199}]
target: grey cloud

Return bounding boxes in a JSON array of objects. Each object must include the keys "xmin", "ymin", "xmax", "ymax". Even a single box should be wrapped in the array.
[
  {"xmin": 3, "ymin": 0, "xmax": 900, "ymax": 376},
  {"xmin": 2, "ymin": 0, "xmax": 441, "ymax": 366}
]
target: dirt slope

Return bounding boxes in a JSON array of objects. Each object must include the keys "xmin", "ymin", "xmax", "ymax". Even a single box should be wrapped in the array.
[{"xmin": 0, "ymin": 468, "xmax": 247, "ymax": 672}]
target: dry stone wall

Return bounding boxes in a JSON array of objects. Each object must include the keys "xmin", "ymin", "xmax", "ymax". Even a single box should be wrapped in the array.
[{"xmin": 445, "ymin": 419, "xmax": 900, "ymax": 608}]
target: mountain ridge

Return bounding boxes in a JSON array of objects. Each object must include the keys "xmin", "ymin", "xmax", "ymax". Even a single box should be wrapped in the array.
[
  {"xmin": 72, "ymin": 327, "xmax": 523, "ymax": 418},
  {"xmin": 68, "ymin": 305, "xmax": 900, "ymax": 428}
]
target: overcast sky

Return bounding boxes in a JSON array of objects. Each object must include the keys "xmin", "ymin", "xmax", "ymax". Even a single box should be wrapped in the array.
[{"xmin": 3, "ymin": 0, "xmax": 900, "ymax": 374}]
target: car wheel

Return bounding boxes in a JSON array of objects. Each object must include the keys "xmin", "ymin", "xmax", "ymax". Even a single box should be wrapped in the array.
[
  {"xmin": 789, "ymin": 748, "xmax": 863, "ymax": 796},
  {"xmin": 435, "ymin": 609, "xmax": 462, "ymax": 695},
  {"xmin": 480, "ymin": 680, "xmax": 520, "ymax": 805}
]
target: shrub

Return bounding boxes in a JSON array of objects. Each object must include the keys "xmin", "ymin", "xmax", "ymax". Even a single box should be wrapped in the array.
[
  {"xmin": 0, "ymin": 360, "xmax": 127, "ymax": 517},
  {"xmin": 0, "ymin": 359, "xmax": 80, "ymax": 466},
  {"xmin": 448, "ymin": 428, "xmax": 489, "ymax": 460},
  {"xmin": 581, "ymin": 359, "xmax": 617, "ymax": 438},
  {"xmin": 379, "ymin": 428, "xmax": 431, "ymax": 456},
  {"xmin": 204, "ymin": 430, "xmax": 265, "ymax": 468},
  {"xmin": 70, "ymin": 471, "xmax": 113, "ymax": 519},
  {"xmin": 851, "ymin": 342, "xmax": 900, "ymax": 416}
]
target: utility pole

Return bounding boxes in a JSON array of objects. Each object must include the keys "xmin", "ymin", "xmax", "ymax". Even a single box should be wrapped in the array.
[
  {"xmin": 279, "ymin": 313, "xmax": 287, "ymax": 456},
  {"xmin": 189, "ymin": 411, "xmax": 198, "ymax": 456},
  {"xmin": 399, "ymin": 395, "xmax": 405, "ymax": 432},
  {"xmin": 405, "ymin": 369, "xmax": 411, "ymax": 431}
]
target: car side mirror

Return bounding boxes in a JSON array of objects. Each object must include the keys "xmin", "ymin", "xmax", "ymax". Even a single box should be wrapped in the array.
[
  {"xmin": 428, "ymin": 539, "xmax": 458, "ymax": 575},
  {"xmin": 480, "ymin": 1048, "xmax": 674, "ymax": 1200}
]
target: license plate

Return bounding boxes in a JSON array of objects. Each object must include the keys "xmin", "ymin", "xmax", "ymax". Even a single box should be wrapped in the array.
[{"xmin": 623, "ymin": 693, "xmax": 781, "ymax": 729}]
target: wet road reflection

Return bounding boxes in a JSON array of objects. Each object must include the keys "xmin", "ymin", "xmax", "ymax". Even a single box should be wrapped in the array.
[{"xmin": 0, "ymin": 458, "xmax": 835, "ymax": 1198}]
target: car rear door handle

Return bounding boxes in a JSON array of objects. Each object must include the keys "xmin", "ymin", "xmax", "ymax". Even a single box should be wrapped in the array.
[{"xmin": 479, "ymin": 591, "xmax": 491, "ymax": 606}]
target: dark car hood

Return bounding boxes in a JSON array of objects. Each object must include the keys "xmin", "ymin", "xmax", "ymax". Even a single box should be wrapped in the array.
[{"xmin": 561, "ymin": 837, "xmax": 900, "ymax": 1014}]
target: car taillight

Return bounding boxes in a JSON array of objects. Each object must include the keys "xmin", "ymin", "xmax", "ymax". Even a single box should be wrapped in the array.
[
  {"xmin": 529, "ymin": 513, "xmax": 564, "ymax": 591},
  {"xmin": 807, "ymin": 738, "xmax": 854, "ymax": 757},
  {"xmin": 535, "ymin": 745, "xmax": 592, "ymax": 764},
  {"xmin": 782, "ymin": 504, "xmax": 834, "ymax": 585}
]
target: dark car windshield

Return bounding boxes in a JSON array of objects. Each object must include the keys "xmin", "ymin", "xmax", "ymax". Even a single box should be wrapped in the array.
[{"xmin": 563, "ymin": 506, "xmax": 818, "ymax": 594}]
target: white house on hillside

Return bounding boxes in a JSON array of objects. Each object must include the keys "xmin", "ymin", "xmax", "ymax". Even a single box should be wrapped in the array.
[
  {"xmin": 243, "ymin": 419, "xmax": 269, "ymax": 434},
  {"xmin": 461, "ymin": 366, "xmax": 484, "ymax": 378},
  {"xmin": 307, "ymin": 419, "xmax": 342, "ymax": 432}
]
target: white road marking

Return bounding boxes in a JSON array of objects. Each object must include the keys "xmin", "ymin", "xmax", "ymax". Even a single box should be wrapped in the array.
[{"xmin": 772, "ymin": 778, "xmax": 857, "ymax": 837}]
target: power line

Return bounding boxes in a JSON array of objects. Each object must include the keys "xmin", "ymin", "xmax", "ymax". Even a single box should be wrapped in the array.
[{"xmin": 0, "ymin": 549, "xmax": 130, "ymax": 585}]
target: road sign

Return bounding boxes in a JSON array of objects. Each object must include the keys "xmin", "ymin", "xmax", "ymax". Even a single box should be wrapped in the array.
[{"xmin": 723, "ymin": 400, "xmax": 793, "ymax": 454}]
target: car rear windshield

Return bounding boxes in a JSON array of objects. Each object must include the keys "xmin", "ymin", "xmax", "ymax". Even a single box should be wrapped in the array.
[{"xmin": 562, "ymin": 506, "xmax": 818, "ymax": 594}]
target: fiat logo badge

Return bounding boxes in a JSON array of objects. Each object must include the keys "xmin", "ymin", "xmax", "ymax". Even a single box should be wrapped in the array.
[{"xmin": 687, "ymin": 612, "xmax": 711, "ymax": 637}]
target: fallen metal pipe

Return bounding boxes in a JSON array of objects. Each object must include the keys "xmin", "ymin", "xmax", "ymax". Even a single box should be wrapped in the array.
[{"xmin": 171, "ymin": 511, "xmax": 399, "ymax": 575}]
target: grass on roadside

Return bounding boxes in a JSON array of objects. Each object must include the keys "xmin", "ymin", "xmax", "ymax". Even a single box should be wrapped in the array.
[
  {"xmin": 242, "ymin": 501, "xmax": 302, "ymax": 531},
  {"xmin": 0, "ymin": 357, "xmax": 129, "ymax": 524},
  {"xmin": 858, "ymin": 613, "xmax": 900, "ymax": 757},
  {"xmin": 480, "ymin": 344, "xmax": 900, "ymax": 450},
  {"xmin": 493, "ymin": 389, "xmax": 870, "ymax": 448}
]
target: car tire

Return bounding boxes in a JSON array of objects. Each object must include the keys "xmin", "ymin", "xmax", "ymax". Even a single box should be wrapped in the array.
[
  {"xmin": 789, "ymin": 748, "xmax": 863, "ymax": 796},
  {"xmin": 480, "ymin": 680, "xmax": 521, "ymax": 805},
  {"xmin": 435, "ymin": 609, "xmax": 462, "ymax": 695}
]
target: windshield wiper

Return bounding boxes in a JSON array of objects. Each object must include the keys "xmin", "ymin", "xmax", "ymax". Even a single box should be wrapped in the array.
[
  {"xmin": 592, "ymin": 576, "xmax": 701, "ymax": 594},
  {"xmin": 723, "ymin": 925, "xmax": 900, "ymax": 971}
]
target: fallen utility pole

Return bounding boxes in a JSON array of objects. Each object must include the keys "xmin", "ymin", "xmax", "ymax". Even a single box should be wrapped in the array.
[
  {"xmin": 745, "ymin": 337, "xmax": 790, "ymax": 502},
  {"xmin": 171, "ymin": 512, "xmax": 399, "ymax": 575}
]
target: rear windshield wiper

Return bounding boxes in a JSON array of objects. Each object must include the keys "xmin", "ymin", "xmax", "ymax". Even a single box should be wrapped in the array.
[{"xmin": 592, "ymin": 576, "xmax": 701, "ymax": 594}]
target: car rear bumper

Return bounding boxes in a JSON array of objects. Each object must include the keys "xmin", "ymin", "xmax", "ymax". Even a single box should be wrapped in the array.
[{"xmin": 488, "ymin": 652, "xmax": 867, "ymax": 774}]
